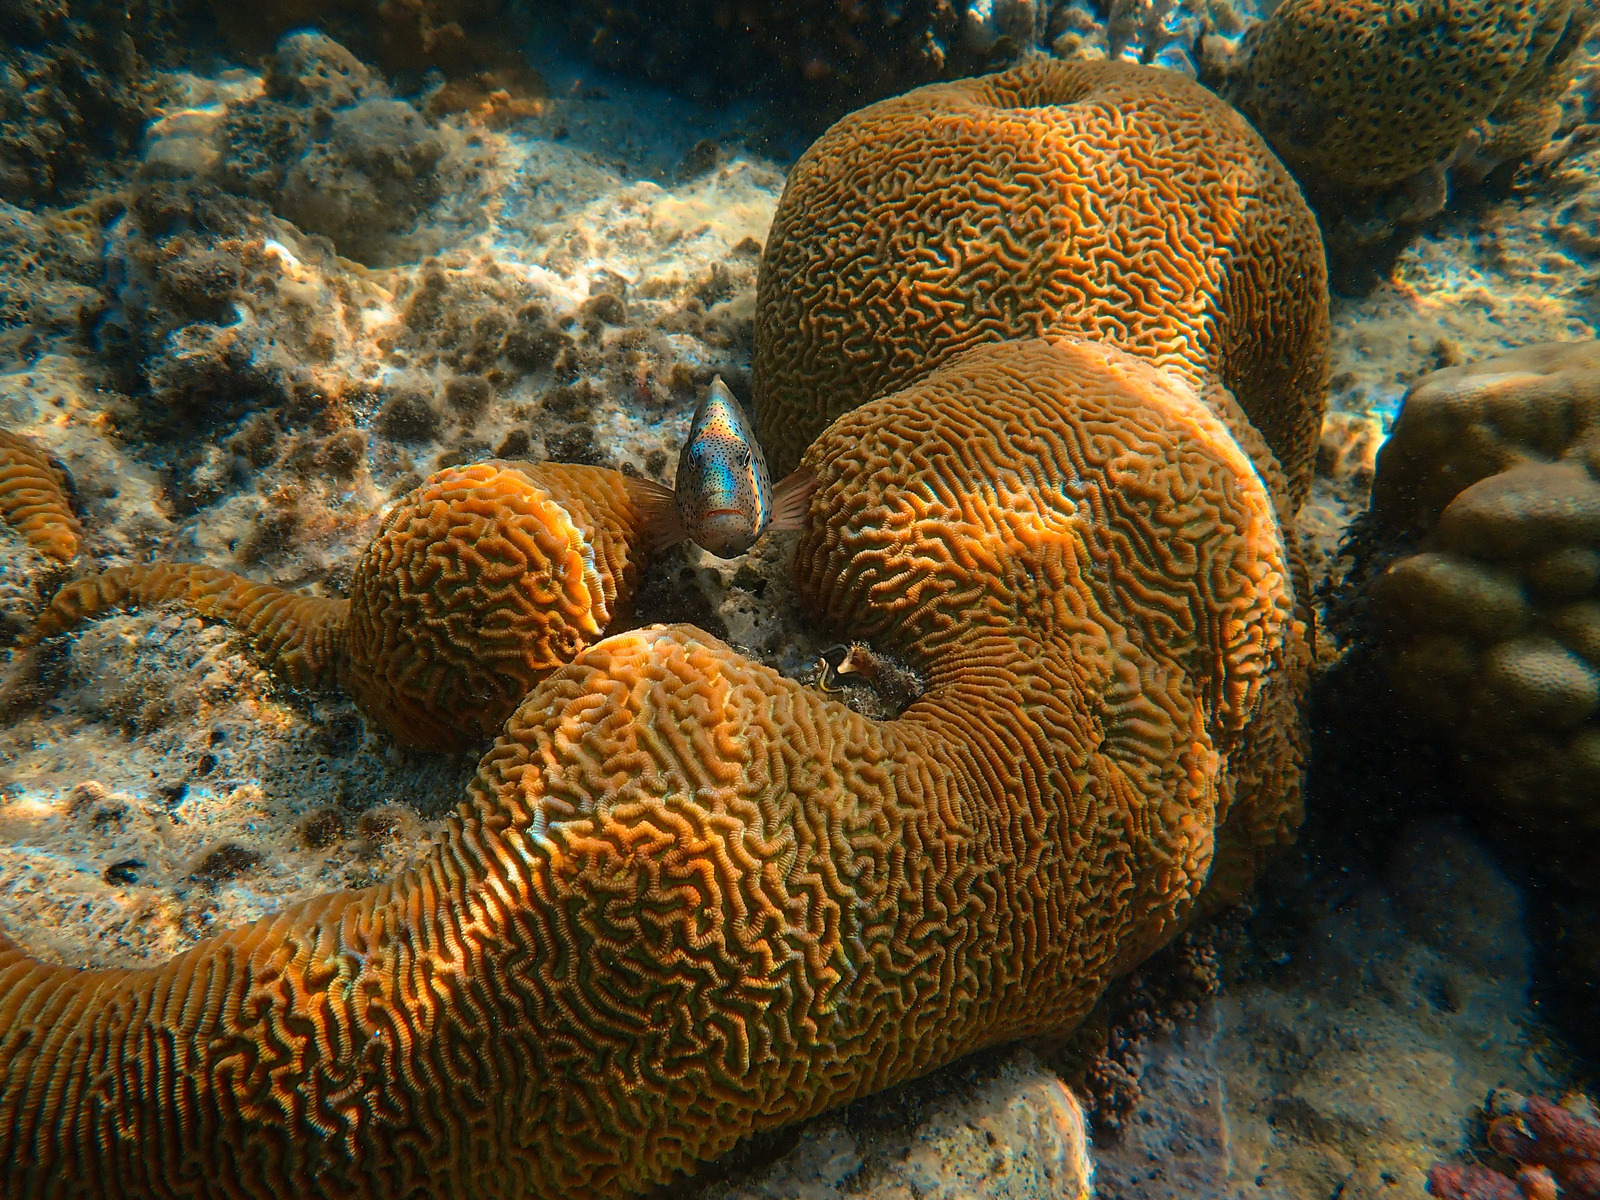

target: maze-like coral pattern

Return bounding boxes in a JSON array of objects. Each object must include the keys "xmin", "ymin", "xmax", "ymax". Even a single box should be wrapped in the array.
[
  {"xmin": 753, "ymin": 58, "xmax": 1329, "ymax": 508},
  {"xmin": 1227, "ymin": 0, "xmax": 1589, "ymax": 189},
  {"xmin": 31, "ymin": 462, "xmax": 659, "ymax": 749},
  {"xmin": 1368, "ymin": 342, "xmax": 1600, "ymax": 885},
  {"xmin": 36, "ymin": 562, "xmax": 349, "ymax": 690},
  {"xmin": 0, "ymin": 338, "xmax": 1305, "ymax": 1198},
  {"xmin": 0, "ymin": 430, "xmax": 81, "ymax": 562},
  {"xmin": 344, "ymin": 461, "xmax": 657, "ymax": 749}
]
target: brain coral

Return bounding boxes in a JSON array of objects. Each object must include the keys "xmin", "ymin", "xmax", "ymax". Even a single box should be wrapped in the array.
[
  {"xmin": 0, "ymin": 337, "xmax": 1307, "ymax": 1198},
  {"xmin": 1366, "ymin": 341, "xmax": 1600, "ymax": 882},
  {"xmin": 753, "ymin": 58, "xmax": 1329, "ymax": 508},
  {"xmin": 35, "ymin": 461, "xmax": 657, "ymax": 749},
  {"xmin": 1223, "ymin": 0, "xmax": 1594, "ymax": 190},
  {"xmin": 0, "ymin": 430, "xmax": 81, "ymax": 563}
]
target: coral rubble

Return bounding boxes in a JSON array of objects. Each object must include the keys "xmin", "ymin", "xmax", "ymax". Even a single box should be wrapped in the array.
[{"xmin": 0, "ymin": 0, "xmax": 208, "ymax": 203}]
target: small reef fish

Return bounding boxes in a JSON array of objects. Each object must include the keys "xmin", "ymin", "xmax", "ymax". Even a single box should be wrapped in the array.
[{"xmin": 632, "ymin": 376, "xmax": 816, "ymax": 558}]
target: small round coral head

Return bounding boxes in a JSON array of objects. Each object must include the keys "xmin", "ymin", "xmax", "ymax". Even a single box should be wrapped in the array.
[{"xmin": 672, "ymin": 375, "xmax": 817, "ymax": 559}]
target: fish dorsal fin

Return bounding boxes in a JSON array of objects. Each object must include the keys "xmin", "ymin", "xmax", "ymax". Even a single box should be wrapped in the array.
[
  {"xmin": 623, "ymin": 476, "xmax": 687, "ymax": 554},
  {"xmin": 768, "ymin": 468, "xmax": 818, "ymax": 532}
]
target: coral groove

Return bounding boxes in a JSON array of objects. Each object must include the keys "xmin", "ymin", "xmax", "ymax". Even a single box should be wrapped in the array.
[
  {"xmin": 0, "ymin": 430, "xmax": 81, "ymax": 562},
  {"xmin": 753, "ymin": 58, "xmax": 1329, "ymax": 507},
  {"xmin": 0, "ymin": 337, "xmax": 1306, "ymax": 1198},
  {"xmin": 37, "ymin": 562, "xmax": 348, "ymax": 690},
  {"xmin": 33, "ymin": 461, "xmax": 659, "ymax": 748}
]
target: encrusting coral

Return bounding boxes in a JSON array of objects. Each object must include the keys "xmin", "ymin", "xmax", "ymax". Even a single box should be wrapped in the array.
[
  {"xmin": 1428, "ymin": 1091, "xmax": 1600, "ymax": 1200},
  {"xmin": 753, "ymin": 57, "xmax": 1329, "ymax": 507},
  {"xmin": 1363, "ymin": 341, "xmax": 1600, "ymax": 883},
  {"xmin": 0, "ymin": 336, "xmax": 1309, "ymax": 1198},
  {"xmin": 34, "ymin": 461, "xmax": 660, "ymax": 749},
  {"xmin": 0, "ymin": 429, "xmax": 81, "ymax": 563}
]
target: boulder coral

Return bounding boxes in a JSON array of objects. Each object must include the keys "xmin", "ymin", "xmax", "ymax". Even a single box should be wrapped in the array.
[
  {"xmin": 753, "ymin": 58, "xmax": 1329, "ymax": 507},
  {"xmin": 1365, "ymin": 341, "xmax": 1600, "ymax": 882},
  {"xmin": 1220, "ymin": 0, "xmax": 1594, "ymax": 191},
  {"xmin": 34, "ymin": 461, "xmax": 660, "ymax": 750},
  {"xmin": 0, "ymin": 336, "xmax": 1308, "ymax": 1198}
]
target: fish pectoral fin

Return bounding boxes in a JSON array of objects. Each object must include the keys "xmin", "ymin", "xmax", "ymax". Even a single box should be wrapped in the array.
[
  {"xmin": 624, "ymin": 476, "xmax": 688, "ymax": 554},
  {"xmin": 768, "ymin": 468, "xmax": 819, "ymax": 533}
]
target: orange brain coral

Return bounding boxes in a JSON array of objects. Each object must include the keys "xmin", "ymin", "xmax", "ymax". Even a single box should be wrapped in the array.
[
  {"xmin": 0, "ymin": 430, "xmax": 82, "ymax": 562},
  {"xmin": 0, "ymin": 338, "xmax": 1306, "ymax": 1198},
  {"xmin": 32, "ymin": 461, "xmax": 655, "ymax": 749},
  {"xmin": 753, "ymin": 58, "xmax": 1330, "ymax": 507},
  {"xmin": 1226, "ymin": 0, "xmax": 1589, "ymax": 189}
]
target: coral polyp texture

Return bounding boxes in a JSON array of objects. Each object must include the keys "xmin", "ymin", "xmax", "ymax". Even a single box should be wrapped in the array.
[
  {"xmin": 1428, "ymin": 1091, "xmax": 1600, "ymax": 1200},
  {"xmin": 34, "ymin": 461, "xmax": 658, "ymax": 750},
  {"xmin": 1365, "ymin": 341, "xmax": 1600, "ymax": 881},
  {"xmin": 1220, "ymin": 0, "xmax": 1593, "ymax": 191},
  {"xmin": 0, "ymin": 337, "xmax": 1307, "ymax": 1199},
  {"xmin": 752, "ymin": 58, "xmax": 1329, "ymax": 507},
  {"xmin": 0, "ymin": 430, "xmax": 81, "ymax": 562}
]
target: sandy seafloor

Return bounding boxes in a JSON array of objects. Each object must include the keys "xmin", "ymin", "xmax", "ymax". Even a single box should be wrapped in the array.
[{"xmin": 0, "ymin": 20, "xmax": 1597, "ymax": 1200}]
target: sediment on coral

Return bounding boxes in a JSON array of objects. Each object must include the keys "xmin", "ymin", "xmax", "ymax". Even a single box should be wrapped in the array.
[
  {"xmin": 1355, "ymin": 341, "xmax": 1600, "ymax": 886},
  {"xmin": 753, "ymin": 58, "xmax": 1328, "ymax": 508},
  {"xmin": 0, "ymin": 336, "xmax": 1308, "ymax": 1198}
]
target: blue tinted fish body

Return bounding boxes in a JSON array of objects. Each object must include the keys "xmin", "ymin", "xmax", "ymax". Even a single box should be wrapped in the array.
[
  {"xmin": 675, "ymin": 377, "xmax": 775, "ymax": 558},
  {"xmin": 625, "ymin": 376, "xmax": 816, "ymax": 559}
]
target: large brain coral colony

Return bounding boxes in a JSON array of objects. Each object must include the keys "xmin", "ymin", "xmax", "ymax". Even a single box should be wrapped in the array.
[
  {"xmin": 754, "ymin": 58, "xmax": 1329, "ymax": 503},
  {"xmin": 0, "ymin": 60, "xmax": 1324, "ymax": 1199}
]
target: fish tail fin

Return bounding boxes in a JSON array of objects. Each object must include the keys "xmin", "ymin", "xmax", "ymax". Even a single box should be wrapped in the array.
[
  {"xmin": 624, "ymin": 476, "xmax": 688, "ymax": 555},
  {"xmin": 768, "ymin": 469, "xmax": 818, "ymax": 533}
]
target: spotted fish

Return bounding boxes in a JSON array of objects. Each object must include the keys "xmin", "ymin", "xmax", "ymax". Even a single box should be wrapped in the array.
[{"xmin": 631, "ymin": 376, "xmax": 816, "ymax": 559}]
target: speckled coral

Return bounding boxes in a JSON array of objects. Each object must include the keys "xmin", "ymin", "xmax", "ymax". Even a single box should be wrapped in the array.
[
  {"xmin": 34, "ymin": 460, "xmax": 659, "ymax": 749},
  {"xmin": 1221, "ymin": 0, "xmax": 1595, "ymax": 191},
  {"xmin": 0, "ymin": 336, "xmax": 1306, "ymax": 1199},
  {"xmin": 753, "ymin": 58, "xmax": 1329, "ymax": 507},
  {"xmin": 0, "ymin": 430, "xmax": 81, "ymax": 562},
  {"xmin": 1365, "ymin": 341, "xmax": 1600, "ymax": 882}
]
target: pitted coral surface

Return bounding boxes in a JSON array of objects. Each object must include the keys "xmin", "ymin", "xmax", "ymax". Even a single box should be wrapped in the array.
[
  {"xmin": 753, "ymin": 58, "xmax": 1329, "ymax": 507},
  {"xmin": 0, "ymin": 337, "xmax": 1306, "ymax": 1198}
]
